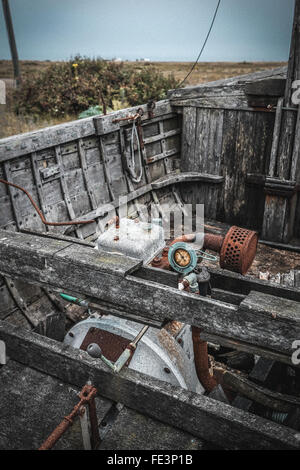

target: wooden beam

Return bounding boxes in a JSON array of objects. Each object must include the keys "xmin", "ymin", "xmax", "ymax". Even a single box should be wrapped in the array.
[
  {"xmin": 151, "ymin": 171, "xmax": 224, "ymax": 189},
  {"xmin": 262, "ymin": 0, "xmax": 300, "ymax": 242},
  {"xmin": 168, "ymin": 67, "xmax": 287, "ymax": 101},
  {"xmin": 245, "ymin": 78, "xmax": 286, "ymax": 97},
  {"xmin": 0, "ymin": 321, "xmax": 299, "ymax": 450},
  {"xmin": 0, "ymin": 230, "xmax": 299, "ymax": 363},
  {"xmin": 208, "ymin": 266, "xmax": 300, "ymax": 302},
  {"xmin": 93, "ymin": 100, "xmax": 173, "ymax": 135}
]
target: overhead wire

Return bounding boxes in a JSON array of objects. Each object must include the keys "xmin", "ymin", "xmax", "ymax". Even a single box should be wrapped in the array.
[{"xmin": 176, "ymin": 0, "xmax": 221, "ymax": 88}]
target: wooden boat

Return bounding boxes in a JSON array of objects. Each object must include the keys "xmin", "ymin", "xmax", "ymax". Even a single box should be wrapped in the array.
[{"xmin": 0, "ymin": 2, "xmax": 300, "ymax": 451}]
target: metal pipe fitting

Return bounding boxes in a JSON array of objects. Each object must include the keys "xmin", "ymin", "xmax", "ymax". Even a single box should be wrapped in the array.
[{"xmin": 191, "ymin": 326, "xmax": 217, "ymax": 393}]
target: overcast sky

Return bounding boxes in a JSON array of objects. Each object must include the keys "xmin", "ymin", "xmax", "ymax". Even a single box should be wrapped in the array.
[{"xmin": 0, "ymin": 0, "xmax": 295, "ymax": 61}]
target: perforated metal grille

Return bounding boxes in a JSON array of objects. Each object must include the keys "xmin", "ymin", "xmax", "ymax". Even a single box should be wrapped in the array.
[{"xmin": 220, "ymin": 226, "xmax": 258, "ymax": 275}]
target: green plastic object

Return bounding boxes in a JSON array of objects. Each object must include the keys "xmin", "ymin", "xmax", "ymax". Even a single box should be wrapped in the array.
[
  {"xmin": 60, "ymin": 293, "xmax": 77, "ymax": 303},
  {"xmin": 78, "ymin": 105, "xmax": 113, "ymax": 119},
  {"xmin": 60, "ymin": 293, "xmax": 89, "ymax": 307},
  {"xmin": 78, "ymin": 105, "xmax": 103, "ymax": 119}
]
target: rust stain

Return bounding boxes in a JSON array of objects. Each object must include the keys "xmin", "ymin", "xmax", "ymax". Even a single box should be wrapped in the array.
[{"xmin": 80, "ymin": 327, "xmax": 131, "ymax": 362}]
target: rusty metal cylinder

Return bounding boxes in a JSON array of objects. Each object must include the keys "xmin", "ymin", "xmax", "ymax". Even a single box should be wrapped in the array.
[
  {"xmin": 192, "ymin": 326, "xmax": 217, "ymax": 393},
  {"xmin": 203, "ymin": 227, "xmax": 258, "ymax": 275},
  {"xmin": 203, "ymin": 233, "xmax": 224, "ymax": 252},
  {"xmin": 219, "ymin": 226, "xmax": 258, "ymax": 275}
]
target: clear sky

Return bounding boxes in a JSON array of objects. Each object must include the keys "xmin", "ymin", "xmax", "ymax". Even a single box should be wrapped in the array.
[{"xmin": 0, "ymin": 0, "xmax": 295, "ymax": 62}]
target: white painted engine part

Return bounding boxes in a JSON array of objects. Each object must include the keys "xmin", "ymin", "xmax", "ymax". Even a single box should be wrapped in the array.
[
  {"xmin": 64, "ymin": 315, "xmax": 204, "ymax": 395},
  {"xmin": 96, "ymin": 217, "xmax": 165, "ymax": 264}
]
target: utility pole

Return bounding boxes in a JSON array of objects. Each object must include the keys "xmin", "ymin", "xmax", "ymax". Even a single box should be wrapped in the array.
[{"xmin": 2, "ymin": 0, "xmax": 20, "ymax": 85}]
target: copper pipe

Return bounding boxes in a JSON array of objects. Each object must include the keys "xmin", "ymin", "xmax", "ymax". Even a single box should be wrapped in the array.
[
  {"xmin": 203, "ymin": 233, "xmax": 224, "ymax": 252},
  {"xmin": 0, "ymin": 179, "xmax": 95, "ymax": 226},
  {"xmin": 169, "ymin": 233, "xmax": 196, "ymax": 246},
  {"xmin": 39, "ymin": 384, "xmax": 98, "ymax": 450},
  {"xmin": 191, "ymin": 326, "xmax": 217, "ymax": 393}
]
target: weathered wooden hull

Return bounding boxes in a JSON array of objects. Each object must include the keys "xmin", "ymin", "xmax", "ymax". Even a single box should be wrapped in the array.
[{"xmin": 1, "ymin": 64, "xmax": 300, "ymax": 450}]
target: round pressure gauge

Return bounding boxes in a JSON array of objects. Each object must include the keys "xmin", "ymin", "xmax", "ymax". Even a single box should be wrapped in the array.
[{"xmin": 168, "ymin": 242, "xmax": 198, "ymax": 274}]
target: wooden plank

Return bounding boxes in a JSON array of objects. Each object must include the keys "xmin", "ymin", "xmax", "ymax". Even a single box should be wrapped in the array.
[
  {"xmin": 146, "ymin": 148, "xmax": 179, "ymax": 165},
  {"xmin": 209, "ymin": 266, "xmax": 300, "ymax": 302},
  {"xmin": 170, "ymin": 96, "xmax": 250, "ymax": 110},
  {"xmin": 261, "ymin": 2, "xmax": 300, "ymax": 242},
  {"xmin": 78, "ymin": 138, "xmax": 103, "ymax": 233},
  {"xmin": 3, "ymin": 162, "xmax": 21, "ymax": 229},
  {"xmin": 0, "ymin": 230, "xmax": 299, "ymax": 362},
  {"xmin": 200, "ymin": 332, "xmax": 292, "ymax": 365},
  {"xmin": 143, "ymin": 128, "xmax": 181, "ymax": 145},
  {"xmin": 20, "ymin": 228, "xmax": 95, "ymax": 247},
  {"xmin": 268, "ymin": 97, "xmax": 284, "ymax": 177},
  {"xmin": 222, "ymin": 371, "xmax": 300, "ymax": 412},
  {"xmin": 93, "ymin": 100, "xmax": 173, "ymax": 135},
  {"xmin": 158, "ymin": 120, "xmax": 173, "ymax": 174},
  {"xmin": 78, "ymin": 139, "xmax": 97, "ymax": 210},
  {"xmin": 0, "ymin": 229, "xmax": 141, "ymax": 277},
  {"xmin": 210, "ymin": 288, "xmax": 246, "ymax": 305},
  {"xmin": 30, "ymin": 152, "xmax": 49, "ymax": 232},
  {"xmin": 55, "ymin": 145, "xmax": 83, "ymax": 238},
  {"xmin": 99, "ymin": 406, "xmax": 209, "ymax": 450},
  {"xmin": 151, "ymin": 171, "xmax": 224, "ymax": 189},
  {"xmin": 168, "ymin": 67, "xmax": 287, "ymax": 101},
  {"xmin": 239, "ymin": 290, "xmax": 300, "ymax": 324},
  {"xmin": 3, "ymin": 277, "xmax": 35, "ymax": 328},
  {"xmin": 99, "ymin": 136, "xmax": 116, "ymax": 201},
  {"xmin": 249, "ymin": 357, "xmax": 284, "ymax": 387},
  {"xmin": 245, "ymin": 78, "xmax": 286, "ymax": 97},
  {"xmin": 285, "ymin": 0, "xmax": 300, "ymax": 108},
  {"xmin": 1, "ymin": 321, "xmax": 299, "ymax": 450},
  {"xmin": 134, "ymin": 266, "xmax": 179, "ymax": 288},
  {"xmin": 259, "ymin": 239, "xmax": 300, "ymax": 254},
  {"xmin": 181, "ymin": 107, "xmax": 197, "ymax": 172},
  {"xmin": 290, "ymin": 105, "xmax": 300, "ymax": 182}
]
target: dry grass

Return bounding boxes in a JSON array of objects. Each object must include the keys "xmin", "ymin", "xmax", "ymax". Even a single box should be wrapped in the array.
[
  {"xmin": 149, "ymin": 61, "xmax": 286, "ymax": 86},
  {"xmin": 0, "ymin": 59, "xmax": 58, "ymax": 78},
  {"xmin": 0, "ymin": 60, "xmax": 287, "ymax": 139},
  {"xmin": 0, "ymin": 110, "xmax": 76, "ymax": 139}
]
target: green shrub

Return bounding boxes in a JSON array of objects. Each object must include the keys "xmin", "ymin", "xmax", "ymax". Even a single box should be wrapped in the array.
[{"xmin": 13, "ymin": 56, "xmax": 179, "ymax": 117}]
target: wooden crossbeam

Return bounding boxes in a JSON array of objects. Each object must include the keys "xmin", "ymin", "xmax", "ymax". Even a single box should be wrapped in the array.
[
  {"xmin": 0, "ymin": 230, "xmax": 299, "ymax": 365},
  {"xmin": 0, "ymin": 321, "xmax": 299, "ymax": 450}
]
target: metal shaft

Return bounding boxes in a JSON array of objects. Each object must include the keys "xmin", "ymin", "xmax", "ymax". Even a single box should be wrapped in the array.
[{"xmin": 131, "ymin": 325, "xmax": 149, "ymax": 346}]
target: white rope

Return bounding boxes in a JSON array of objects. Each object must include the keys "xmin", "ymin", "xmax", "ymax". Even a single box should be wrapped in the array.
[{"xmin": 129, "ymin": 119, "xmax": 143, "ymax": 184}]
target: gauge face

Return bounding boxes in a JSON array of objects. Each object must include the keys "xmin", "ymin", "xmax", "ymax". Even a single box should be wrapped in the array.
[
  {"xmin": 174, "ymin": 248, "xmax": 191, "ymax": 267},
  {"xmin": 168, "ymin": 242, "xmax": 197, "ymax": 274}
]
